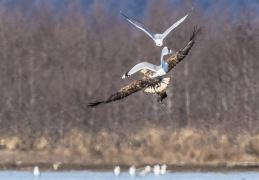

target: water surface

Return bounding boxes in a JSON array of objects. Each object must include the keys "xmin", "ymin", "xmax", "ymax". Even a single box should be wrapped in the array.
[{"xmin": 1, "ymin": 171, "xmax": 259, "ymax": 180}]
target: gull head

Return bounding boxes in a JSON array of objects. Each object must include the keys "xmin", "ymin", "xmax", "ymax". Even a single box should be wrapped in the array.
[
  {"xmin": 162, "ymin": 46, "xmax": 172, "ymax": 56},
  {"xmin": 162, "ymin": 164, "xmax": 167, "ymax": 168}
]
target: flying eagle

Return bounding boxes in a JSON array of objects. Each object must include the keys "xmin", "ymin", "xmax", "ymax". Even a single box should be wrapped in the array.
[
  {"xmin": 88, "ymin": 27, "xmax": 201, "ymax": 108},
  {"xmin": 120, "ymin": 8, "xmax": 193, "ymax": 46}
]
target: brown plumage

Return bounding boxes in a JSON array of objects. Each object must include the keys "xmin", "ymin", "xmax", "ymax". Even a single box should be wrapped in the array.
[
  {"xmin": 88, "ymin": 27, "xmax": 201, "ymax": 108},
  {"xmin": 166, "ymin": 27, "xmax": 201, "ymax": 73},
  {"xmin": 88, "ymin": 76, "xmax": 170, "ymax": 107}
]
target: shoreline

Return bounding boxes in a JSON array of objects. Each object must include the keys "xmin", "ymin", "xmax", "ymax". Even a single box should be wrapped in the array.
[
  {"xmin": 1, "ymin": 127, "xmax": 258, "ymax": 173},
  {"xmin": 1, "ymin": 163, "xmax": 259, "ymax": 172}
]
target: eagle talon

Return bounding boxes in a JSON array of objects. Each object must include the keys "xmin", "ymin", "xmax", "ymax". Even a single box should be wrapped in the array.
[{"xmin": 157, "ymin": 91, "xmax": 167, "ymax": 105}]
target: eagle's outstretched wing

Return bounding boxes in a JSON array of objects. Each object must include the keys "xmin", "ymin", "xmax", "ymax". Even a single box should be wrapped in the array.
[
  {"xmin": 166, "ymin": 27, "xmax": 201, "ymax": 73},
  {"xmin": 88, "ymin": 77, "xmax": 170, "ymax": 108}
]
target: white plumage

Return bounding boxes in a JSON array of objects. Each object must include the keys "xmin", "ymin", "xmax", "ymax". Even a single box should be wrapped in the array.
[
  {"xmin": 120, "ymin": 8, "xmax": 193, "ymax": 46},
  {"xmin": 153, "ymin": 164, "xmax": 160, "ymax": 176},
  {"xmin": 114, "ymin": 166, "xmax": 120, "ymax": 176},
  {"xmin": 161, "ymin": 164, "xmax": 167, "ymax": 175},
  {"xmin": 129, "ymin": 166, "xmax": 136, "ymax": 176},
  {"xmin": 139, "ymin": 165, "xmax": 151, "ymax": 176},
  {"xmin": 33, "ymin": 166, "xmax": 40, "ymax": 177}
]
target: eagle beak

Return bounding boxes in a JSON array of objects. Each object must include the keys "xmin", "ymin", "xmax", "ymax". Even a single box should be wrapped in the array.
[{"xmin": 140, "ymin": 70, "xmax": 143, "ymax": 73}]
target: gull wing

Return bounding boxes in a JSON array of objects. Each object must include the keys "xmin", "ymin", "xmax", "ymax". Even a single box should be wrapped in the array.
[
  {"xmin": 161, "ymin": 8, "xmax": 193, "ymax": 40},
  {"xmin": 120, "ymin": 11, "xmax": 155, "ymax": 40},
  {"xmin": 122, "ymin": 62, "xmax": 159, "ymax": 79}
]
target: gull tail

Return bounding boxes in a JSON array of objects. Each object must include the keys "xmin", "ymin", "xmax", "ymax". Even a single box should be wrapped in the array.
[
  {"xmin": 88, "ymin": 101, "xmax": 104, "ymax": 108},
  {"xmin": 189, "ymin": 7, "xmax": 194, "ymax": 14}
]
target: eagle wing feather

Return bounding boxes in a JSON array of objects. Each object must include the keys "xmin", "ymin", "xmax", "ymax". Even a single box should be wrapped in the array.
[
  {"xmin": 165, "ymin": 27, "xmax": 201, "ymax": 73},
  {"xmin": 88, "ymin": 77, "xmax": 171, "ymax": 107}
]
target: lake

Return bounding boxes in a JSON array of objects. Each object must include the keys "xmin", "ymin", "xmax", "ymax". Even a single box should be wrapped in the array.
[{"xmin": 0, "ymin": 171, "xmax": 259, "ymax": 180}]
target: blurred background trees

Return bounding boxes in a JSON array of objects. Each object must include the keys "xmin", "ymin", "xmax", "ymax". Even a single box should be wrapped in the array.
[{"xmin": 0, "ymin": 0, "xmax": 258, "ymax": 151}]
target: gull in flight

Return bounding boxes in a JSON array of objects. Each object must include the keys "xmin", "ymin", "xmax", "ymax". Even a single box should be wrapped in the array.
[
  {"xmin": 122, "ymin": 46, "xmax": 172, "ymax": 79},
  {"xmin": 120, "ymin": 8, "xmax": 193, "ymax": 46}
]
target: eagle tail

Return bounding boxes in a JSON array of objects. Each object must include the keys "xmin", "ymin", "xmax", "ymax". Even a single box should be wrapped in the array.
[
  {"xmin": 190, "ymin": 26, "xmax": 202, "ymax": 41},
  {"xmin": 88, "ymin": 101, "xmax": 104, "ymax": 108}
]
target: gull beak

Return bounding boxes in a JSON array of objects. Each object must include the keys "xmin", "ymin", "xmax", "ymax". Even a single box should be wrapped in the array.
[{"xmin": 140, "ymin": 70, "xmax": 143, "ymax": 73}]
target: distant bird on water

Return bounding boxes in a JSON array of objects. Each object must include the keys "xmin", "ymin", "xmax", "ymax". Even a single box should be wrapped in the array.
[
  {"xmin": 139, "ymin": 165, "xmax": 151, "ymax": 176},
  {"xmin": 160, "ymin": 164, "xmax": 167, "ymax": 175},
  {"xmin": 33, "ymin": 166, "xmax": 41, "ymax": 177},
  {"xmin": 88, "ymin": 27, "xmax": 201, "ymax": 108},
  {"xmin": 153, "ymin": 164, "xmax": 160, "ymax": 176},
  {"xmin": 120, "ymin": 8, "xmax": 193, "ymax": 46},
  {"xmin": 129, "ymin": 166, "xmax": 136, "ymax": 176},
  {"xmin": 114, "ymin": 166, "xmax": 120, "ymax": 176}
]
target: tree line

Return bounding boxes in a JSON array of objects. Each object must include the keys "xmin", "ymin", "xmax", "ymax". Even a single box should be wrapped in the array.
[{"xmin": 0, "ymin": 0, "xmax": 258, "ymax": 150}]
